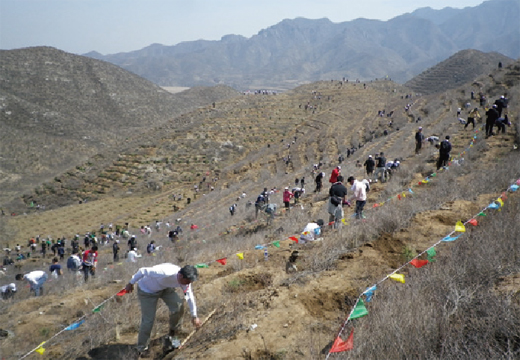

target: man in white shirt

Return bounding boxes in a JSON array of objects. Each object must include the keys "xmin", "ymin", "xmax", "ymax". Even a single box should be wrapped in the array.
[
  {"xmin": 0, "ymin": 283, "xmax": 16, "ymax": 299},
  {"xmin": 124, "ymin": 264, "xmax": 201, "ymax": 354},
  {"xmin": 16, "ymin": 270, "xmax": 48, "ymax": 296},
  {"xmin": 127, "ymin": 247, "xmax": 142, "ymax": 263},
  {"xmin": 347, "ymin": 176, "xmax": 367, "ymax": 219}
]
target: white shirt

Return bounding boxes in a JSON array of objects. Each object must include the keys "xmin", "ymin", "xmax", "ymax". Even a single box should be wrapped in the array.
[
  {"xmin": 24, "ymin": 271, "xmax": 46, "ymax": 286},
  {"xmin": 299, "ymin": 223, "xmax": 321, "ymax": 243},
  {"xmin": 130, "ymin": 263, "xmax": 197, "ymax": 317},
  {"xmin": 127, "ymin": 250, "xmax": 142, "ymax": 263},
  {"xmin": 0, "ymin": 283, "xmax": 16, "ymax": 293},
  {"xmin": 350, "ymin": 180, "xmax": 367, "ymax": 202}
]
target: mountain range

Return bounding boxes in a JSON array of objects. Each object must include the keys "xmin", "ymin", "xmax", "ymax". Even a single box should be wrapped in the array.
[{"xmin": 85, "ymin": 0, "xmax": 520, "ymax": 90}]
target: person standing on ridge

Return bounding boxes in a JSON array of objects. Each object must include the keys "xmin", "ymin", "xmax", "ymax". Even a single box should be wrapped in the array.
[
  {"xmin": 486, "ymin": 104, "xmax": 499, "ymax": 137},
  {"xmin": 437, "ymin": 136, "xmax": 452, "ymax": 170},
  {"xmin": 364, "ymin": 155, "xmax": 375, "ymax": 176},
  {"xmin": 415, "ymin": 127, "xmax": 424, "ymax": 154},
  {"xmin": 329, "ymin": 166, "xmax": 341, "ymax": 184}
]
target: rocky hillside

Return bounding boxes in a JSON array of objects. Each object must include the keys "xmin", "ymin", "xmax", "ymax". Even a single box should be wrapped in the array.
[
  {"xmin": 86, "ymin": 0, "xmax": 519, "ymax": 89},
  {"xmin": 0, "ymin": 47, "xmax": 240, "ymax": 207},
  {"xmin": 405, "ymin": 49, "xmax": 513, "ymax": 94}
]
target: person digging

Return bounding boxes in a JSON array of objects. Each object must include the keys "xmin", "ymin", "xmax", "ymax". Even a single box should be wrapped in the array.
[{"xmin": 125, "ymin": 263, "xmax": 201, "ymax": 357}]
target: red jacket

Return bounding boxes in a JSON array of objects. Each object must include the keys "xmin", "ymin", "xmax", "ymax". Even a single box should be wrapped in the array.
[
  {"xmin": 329, "ymin": 168, "xmax": 340, "ymax": 183},
  {"xmin": 283, "ymin": 190, "xmax": 294, "ymax": 202}
]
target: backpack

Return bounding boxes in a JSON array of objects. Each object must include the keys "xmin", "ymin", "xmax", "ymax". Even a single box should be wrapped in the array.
[
  {"xmin": 330, "ymin": 196, "xmax": 342, "ymax": 206},
  {"xmin": 67, "ymin": 255, "xmax": 81, "ymax": 270},
  {"xmin": 440, "ymin": 140, "xmax": 451, "ymax": 153}
]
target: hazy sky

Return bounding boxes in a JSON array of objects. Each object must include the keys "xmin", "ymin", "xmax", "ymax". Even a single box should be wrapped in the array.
[{"xmin": 0, "ymin": 0, "xmax": 486, "ymax": 55}]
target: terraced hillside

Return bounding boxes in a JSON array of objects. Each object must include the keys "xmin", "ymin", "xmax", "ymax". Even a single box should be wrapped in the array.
[
  {"xmin": 1, "ymin": 61, "xmax": 519, "ymax": 360},
  {"xmin": 0, "ymin": 47, "xmax": 240, "ymax": 207},
  {"xmin": 404, "ymin": 49, "xmax": 513, "ymax": 94}
]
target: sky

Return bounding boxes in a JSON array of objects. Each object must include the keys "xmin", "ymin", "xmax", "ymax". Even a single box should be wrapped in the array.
[{"xmin": 0, "ymin": 0, "xmax": 486, "ymax": 55}]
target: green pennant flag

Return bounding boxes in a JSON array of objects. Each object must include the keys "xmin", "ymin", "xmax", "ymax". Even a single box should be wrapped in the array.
[
  {"xmin": 348, "ymin": 299, "xmax": 368, "ymax": 320},
  {"xmin": 272, "ymin": 241, "xmax": 280, "ymax": 248},
  {"xmin": 30, "ymin": 201, "xmax": 34, "ymax": 207},
  {"xmin": 477, "ymin": 212, "xmax": 486, "ymax": 217},
  {"xmin": 426, "ymin": 247, "xmax": 436, "ymax": 262},
  {"xmin": 92, "ymin": 304, "xmax": 104, "ymax": 313},
  {"xmin": 431, "ymin": 173, "xmax": 437, "ymax": 177},
  {"xmin": 195, "ymin": 263, "xmax": 209, "ymax": 268}
]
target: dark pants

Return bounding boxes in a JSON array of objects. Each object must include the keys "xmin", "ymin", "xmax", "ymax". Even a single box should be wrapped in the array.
[
  {"xmin": 355, "ymin": 200, "xmax": 366, "ymax": 219},
  {"xmin": 113, "ymin": 252, "xmax": 119, "ymax": 262},
  {"xmin": 83, "ymin": 264, "xmax": 94, "ymax": 282},
  {"xmin": 284, "ymin": 201, "xmax": 290, "ymax": 209},
  {"xmin": 496, "ymin": 121, "xmax": 506, "ymax": 134},
  {"xmin": 486, "ymin": 121, "xmax": 494, "ymax": 136},
  {"xmin": 437, "ymin": 154, "xmax": 450, "ymax": 170},
  {"xmin": 465, "ymin": 117, "xmax": 475, "ymax": 129},
  {"xmin": 415, "ymin": 142, "xmax": 422, "ymax": 154}
]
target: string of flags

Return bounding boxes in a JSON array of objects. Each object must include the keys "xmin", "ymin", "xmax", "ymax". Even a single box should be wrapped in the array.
[
  {"xmin": 325, "ymin": 177, "xmax": 520, "ymax": 358},
  {"xmin": 19, "ymin": 127, "xmax": 489, "ymax": 358}
]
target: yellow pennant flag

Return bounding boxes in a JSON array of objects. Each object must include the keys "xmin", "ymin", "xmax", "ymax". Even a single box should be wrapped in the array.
[
  {"xmin": 379, "ymin": 202, "xmax": 384, "ymax": 207},
  {"xmin": 455, "ymin": 220, "xmax": 466, "ymax": 232},
  {"xmin": 389, "ymin": 273, "xmax": 405, "ymax": 283},
  {"xmin": 341, "ymin": 218, "xmax": 348, "ymax": 224},
  {"xmin": 236, "ymin": 253, "xmax": 244, "ymax": 260},
  {"xmin": 496, "ymin": 198, "xmax": 504, "ymax": 207},
  {"xmin": 35, "ymin": 342, "xmax": 46, "ymax": 355},
  {"xmin": 402, "ymin": 192, "xmax": 406, "ymax": 198}
]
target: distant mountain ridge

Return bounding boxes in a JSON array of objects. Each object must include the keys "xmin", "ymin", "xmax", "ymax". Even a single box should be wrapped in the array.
[{"xmin": 85, "ymin": 0, "xmax": 520, "ymax": 90}]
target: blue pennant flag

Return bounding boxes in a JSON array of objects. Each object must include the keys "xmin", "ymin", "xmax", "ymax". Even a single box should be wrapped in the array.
[
  {"xmin": 442, "ymin": 234, "xmax": 462, "ymax": 242},
  {"xmin": 65, "ymin": 319, "xmax": 85, "ymax": 331},
  {"xmin": 510, "ymin": 185, "xmax": 519, "ymax": 192},
  {"xmin": 408, "ymin": 188, "xmax": 414, "ymax": 194},
  {"xmin": 363, "ymin": 285, "xmax": 377, "ymax": 302},
  {"xmin": 255, "ymin": 245, "xmax": 265, "ymax": 250},
  {"xmin": 488, "ymin": 202, "xmax": 500, "ymax": 209}
]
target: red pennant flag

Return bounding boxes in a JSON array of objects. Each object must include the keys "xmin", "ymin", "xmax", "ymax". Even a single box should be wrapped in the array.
[
  {"xmin": 468, "ymin": 219, "xmax": 478, "ymax": 226},
  {"xmin": 418, "ymin": 181, "xmax": 422, "ymax": 185},
  {"xmin": 397, "ymin": 194, "xmax": 401, "ymax": 200},
  {"xmin": 372, "ymin": 203, "xmax": 379, "ymax": 208},
  {"xmin": 330, "ymin": 329, "xmax": 354, "ymax": 353},
  {"xmin": 501, "ymin": 192, "xmax": 507, "ymax": 201},
  {"xmin": 216, "ymin": 258, "xmax": 227, "ymax": 265},
  {"xmin": 328, "ymin": 221, "xmax": 334, "ymax": 226},
  {"xmin": 410, "ymin": 259, "xmax": 429, "ymax": 268},
  {"xmin": 116, "ymin": 289, "xmax": 127, "ymax": 296},
  {"xmin": 289, "ymin": 236, "xmax": 298, "ymax": 242}
]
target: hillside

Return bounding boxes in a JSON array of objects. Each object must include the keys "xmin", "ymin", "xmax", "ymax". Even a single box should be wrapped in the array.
[
  {"xmin": 405, "ymin": 49, "xmax": 513, "ymax": 94},
  {"xmin": 0, "ymin": 59, "xmax": 519, "ymax": 360},
  {"xmin": 0, "ymin": 47, "xmax": 240, "ymax": 207},
  {"xmin": 86, "ymin": 0, "xmax": 519, "ymax": 89}
]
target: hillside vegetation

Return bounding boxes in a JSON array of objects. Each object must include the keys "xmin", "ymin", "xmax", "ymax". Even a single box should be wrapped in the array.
[{"xmin": 0, "ymin": 58, "xmax": 519, "ymax": 360}]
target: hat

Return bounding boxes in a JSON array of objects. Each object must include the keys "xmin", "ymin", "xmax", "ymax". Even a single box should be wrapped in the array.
[
  {"xmin": 285, "ymin": 187, "xmax": 289, "ymax": 190},
  {"xmin": 418, "ymin": 127, "xmax": 422, "ymax": 130},
  {"xmin": 337, "ymin": 166, "xmax": 341, "ymax": 170},
  {"xmin": 492, "ymin": 104, "xmax": 497, "ymax": 108},
  {"xmin": 501, "ymin": 95, "xmax": 505, "ymax": 99},
  {"xmin": 368, "ymin": 155, "xmax": 373, "ymax": 158},
  {"xmin": 316, "ymin": 219, "xmax": 324, "ymax": 226}
]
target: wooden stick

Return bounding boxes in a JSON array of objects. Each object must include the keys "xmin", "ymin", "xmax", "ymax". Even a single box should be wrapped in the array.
[{"xmin": 179, "ymin": 308, "xmax": 217, "ymax": 349}]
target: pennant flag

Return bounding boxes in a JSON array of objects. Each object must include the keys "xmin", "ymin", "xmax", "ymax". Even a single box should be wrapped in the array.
[
  {"xmin": 488, "ymin": 202, "xmax": 500, "ymax": 209},
  {"xmin": 236, "ymin": 253, "xmax": 244, "ymax": 260},
  {"xmin": 92, "ymin": 304, "xmax": 105, "ymax": 313},
  {"xmin": 35, "ymin": 342, "xmax": 46, "ymax": 355},
  {"xmin": 389, "ymin": 273, "xmax": 405, "ymax": 283},
  {"xmin": 455, "ymin": 220, "xmax": 466, "ymax": 232},
  {"xmin": 330, "ymin": 329, "xmax": 354, "ymax": 353},
  {"xmin": 410, "ymin": 259, "xmax": 429, "ymax": 268},
  {"xmin": 328, "ymin": 221, "xmax": 335, "ymax": 226},
  {"xmin": 65, "ymin": 319, "xmax": 85, "ymax": 331},
  {"xmin": 422, "ymin": 179, "xmax": 429, "ymax": 184},
  {"xmin": 397, "ymin": 194, "xmax": 401, "ymax": 200},
  {"xmin": 272, "ymin": 241, "xmax": 280, "ymax": 248},
  {"xmin": 468, "ymin": 219, "xmax": 478, "ymax": 226},
  {"xmin": 289, "ymin": 236, "xmax": 298, "ymax": 242},
  {"xmin": 379, "ymin": 202, "xmax": 384, "ymax": 207},
  {"xmin": 363, "ymin": 285, "xmax": 377, "ymax": 302},
  {"xmin": 501, "ymin": 192, "xmax": 508, "ymax": 201},
  {"xmin": 372, "ymin": 203, "xmax": 379, "ymax": 208},
  {"xmin": 341, "ymin": 218, "xmax": 348, "ymax": 224},
  {"xmin": 516, "ymin": 179, "xmax": 520, "ymax": 186},
  {"xmin": 442, "ymin": 234, "xmax": 461, "ymax": 242},
  {"xmin": 255, "ymin": 245, "xmax": 265, "ymax": 250},
  {"xmin": 477, "ymin": 211, "xmax": 486, "ymax": 217},
  {"xmin": 409, "ymin": 188, "xmax": 414, "ymax": 194},
  {"xmin": 116, "ymin": 289, "xmax": 127, "ymax": 296},
  {"xmin": 216, "ymin": 258, "xmax": 227, "ymax": 265},
  {"xmin": 402, "ymin": 192, "xmax": 406, "ymax": 198},
  {"xmin": 511, "ymin": 185, "xmax": 519, "ymax": 192},
  {"xmin": 30, "ymin": 201, "xmax": 34, "ymax": 208},
  {"xmin": 195, "ymin": 263, "xmax": 209, "ymax": 268},
  {"xmin": 431, "ymin": 173, "xmax": 437, "ymax": 177},
  {"xmin": 496, "ymin": 198, "xmax": 504, "ymax": 207},
  {"xmin": 348, "ymin": 299, "xmax": 368, "ymax": 320}
]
